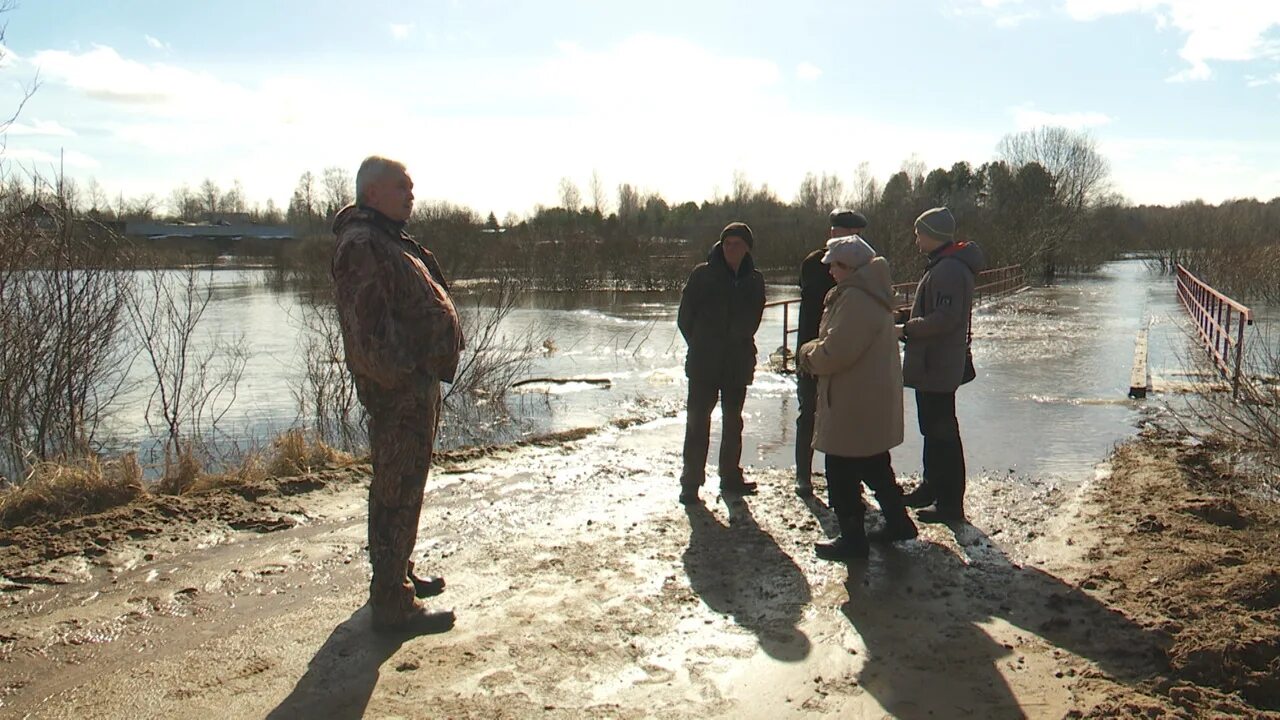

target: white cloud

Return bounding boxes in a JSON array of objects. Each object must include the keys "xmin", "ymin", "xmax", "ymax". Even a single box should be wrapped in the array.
[
  {"xmin": 995, "ymin": 12, "xmax": 1037, "ymax": 27},
  {"xmin": 1101, "ymin": 135, "xmax": 1280, "ymax": 204},
  {"xmin": 390, "ymin": 23, "xmax": 415, "ymax": 40},
  {"xmin": 1011, "ymin": 105, "xmax": 1113, "ymax": 130},
  {"xmin": 5, "ymin": 119, "xmax": 76, "ymax": 137},
  {"xmin": 1245, "ymin": 72, "xmax": 1280, "ymax": 87},
  {"xmin": 532, "ymin": 35, "xmax": 783, "ymax": 112},
  {"xmin": 796, "ymin": 62, "xmax": 822, "ymax": 81},
  {"xmin": 954, "ymin": 0, "xmax": 1039, "ymax": 27},
  {"xmin": 1061, "ymin": 0, "xmax": 1280, "ymax": 81},
  {"xmin": 144, "ymin": 35, "xmax": 169, "ymax": 51},
  {"xmin": 2, "ymin": 147, "xmax": 100, "ymax": 169},
  {"xmin": 31, "ymin": 44, "xmax": 245, "ymax": 106}
]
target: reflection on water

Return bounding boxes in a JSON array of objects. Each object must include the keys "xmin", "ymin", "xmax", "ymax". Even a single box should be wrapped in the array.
[{"xmin": 101, "ymin": 261, "xmax": 1268, "ymax": 484}]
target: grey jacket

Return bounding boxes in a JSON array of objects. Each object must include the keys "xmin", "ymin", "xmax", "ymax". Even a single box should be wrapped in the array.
[{"xmin": 902, "ymin": 241, "xmax": 985, "ymax": 392}]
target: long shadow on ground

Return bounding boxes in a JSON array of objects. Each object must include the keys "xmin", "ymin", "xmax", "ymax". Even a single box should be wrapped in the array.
[
  {"xmin": 683, "ymin": 497, "xmax": 812, "ymax": 662},
  {"xmin": 267, "ymin": 606, "xmax": 408, "ymax": 720},
  {"xmin": 840, "ymin": 526, "xmax": 1168, "ymax": 719}
]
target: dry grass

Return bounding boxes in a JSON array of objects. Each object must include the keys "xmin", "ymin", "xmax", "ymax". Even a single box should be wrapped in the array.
[
  {"xmin": 0, "ymin": 454, "xmax": 144, "ymax": 529},
  {"xmin": 154, "ymin": 444, "xmax": 202, "ymax": 495},
  {"xmin": 266, "ymin": 429, "xmax": 351, "ymax": 478},
  {"xmin": 0, "ymin": 430, "xmax": 354, "ymax": 528},
  {"xmin": 186, "ymin": 451, "xmax": 268, "ymax": 494}
]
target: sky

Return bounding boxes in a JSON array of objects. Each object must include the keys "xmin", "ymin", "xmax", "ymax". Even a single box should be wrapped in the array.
[{"xmin": 1, "ymin": 0, "xmax": 1278, "ymax": 217}]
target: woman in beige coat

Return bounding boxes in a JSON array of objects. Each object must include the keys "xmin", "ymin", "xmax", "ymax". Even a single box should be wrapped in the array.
[{"xmin": 798, "ymin": 236, "xmax": 917, "ymax": 560}]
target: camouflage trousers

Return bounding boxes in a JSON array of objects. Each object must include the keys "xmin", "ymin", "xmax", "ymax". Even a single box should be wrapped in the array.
[{"xmin": 361, "ymin": 378, "xmax": 441, "ymax": 620}]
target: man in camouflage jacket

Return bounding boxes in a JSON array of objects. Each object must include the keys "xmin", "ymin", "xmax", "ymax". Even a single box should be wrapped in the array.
[{"xmin": 331, "ymin": 156, "xmax": 463, "ymax": 633}]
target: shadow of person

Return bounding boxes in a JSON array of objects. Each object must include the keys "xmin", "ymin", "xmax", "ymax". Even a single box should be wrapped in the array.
[
  {"xmin": 799, "ymin": 492, "xmax": 840, "ymax": 538},
  {"xmin": 839, "ymin": 528, "xmax": 1167, "ymax": 719},
  {"xmin": 267, "ymin": 604, "xmax": 431, "ymax": 720},
  {"xmin": 683, "ymin": 498, "xmax": 812, "ymax": 662}
]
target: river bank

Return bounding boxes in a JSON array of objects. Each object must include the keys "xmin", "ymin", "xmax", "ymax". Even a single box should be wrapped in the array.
[{"xmin": 1, "ymin": 415, "xmax": 1276, "ymax": 718}]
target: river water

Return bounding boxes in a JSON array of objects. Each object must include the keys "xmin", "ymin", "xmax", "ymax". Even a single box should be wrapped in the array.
[{"xmin": 103, "ymin": 260, "xmax": 1270, "ymax": 483}]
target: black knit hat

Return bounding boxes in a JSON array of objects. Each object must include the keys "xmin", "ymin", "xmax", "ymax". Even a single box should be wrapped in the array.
[
  {"xmin": 829, "ymin": 209, "xmax": 868, "ymax": 230},
  {"xmin": 720, "ymin": 221, "xmax": 754, "ymax": 248}
]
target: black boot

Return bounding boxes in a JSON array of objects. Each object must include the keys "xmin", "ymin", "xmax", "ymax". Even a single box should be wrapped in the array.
[
  {"xmin": 867, "ymin": 506, "xmax": 919, "ymax": 543},
  {"xmin": 407, "ymin": 561, "xmax": 446, "ymax": 599},
  {"xmin": 814, "ymin": 514, "xmax": 868, "ymax": 561},
  {"xmin": 902, "ymin": 484, "xmax": 934, "ymax": 509},
  {"xmin": 679, "ymin": 472, "xmax": 703, "ymax": 505}
]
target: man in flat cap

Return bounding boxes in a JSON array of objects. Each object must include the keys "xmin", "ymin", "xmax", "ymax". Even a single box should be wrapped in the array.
[
  {"xmin": 677, "ymin": 221, "xmax": 766, "ymax": 505},
  {"xmin": 332, "ymin": 155, "xmax": 463, "ymax": 633},
  {"xmin": 896, "ymin": 207, "xmax": 984, "ymax": 524},
  {"xmin": 794, "ymin": 209, "xmax": 868, "ymax": 497}
]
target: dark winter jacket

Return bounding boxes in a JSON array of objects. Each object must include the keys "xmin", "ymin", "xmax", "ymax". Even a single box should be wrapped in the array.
[
  {"xmin": 331, "ymin": 204, "xmax": 464, "ymax": 395},
  {"xmin": 677, "ymin": 242, "xmax": 766, "ymax": 387},
  {"xmin": 797, "ymin": 247, "xmax": 834, "ymax": 352},
  {"xmin": 902, "ymin": 240, "xmax": 985, "ymax": 392}
]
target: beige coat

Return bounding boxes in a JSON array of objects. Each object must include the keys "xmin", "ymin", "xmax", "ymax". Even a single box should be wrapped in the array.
[{"xmin": 798, "ymin": 257, "xmax": 904, "ymax": 459}]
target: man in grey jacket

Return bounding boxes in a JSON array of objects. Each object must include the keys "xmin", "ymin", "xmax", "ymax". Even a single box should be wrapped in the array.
[{"xmin": 895, "ymin": 207, "xmax": 984, "ymax": 523}]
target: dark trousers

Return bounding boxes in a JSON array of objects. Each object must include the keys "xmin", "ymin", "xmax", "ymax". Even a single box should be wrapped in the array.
[
  {"xmin": 795, "ymin": 373, "xmax": 817, "ymax": 482},
  {"xmin": 915, "ymin": 390, "xmax": 967, "ymax": 511},
  {"xmin": 681, "ymin": 379, "xmax": 747, "ymax": 486},
  {"xmin": 363, "ymin": 380, "xmax": 440, "ymax": 619},
  {"xmin": 825, "ymin": 452, "xmax": 906, "ymax": 521}
]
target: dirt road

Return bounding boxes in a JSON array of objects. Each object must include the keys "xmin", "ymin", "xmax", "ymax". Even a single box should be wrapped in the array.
[{"xmin": 1, "ymin": 417, "xmax": 1274, "ymax": 718}]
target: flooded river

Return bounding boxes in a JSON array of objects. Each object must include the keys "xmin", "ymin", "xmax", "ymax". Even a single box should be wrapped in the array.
[{"xmin": 100, "ymin": 259, "xmax": 1273, "ymax": 485}]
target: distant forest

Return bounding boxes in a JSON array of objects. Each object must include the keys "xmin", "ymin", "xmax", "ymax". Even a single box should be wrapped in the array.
[{"xmin": 16, "ymin": 125, "xmax": 1280, "ymax": 301}]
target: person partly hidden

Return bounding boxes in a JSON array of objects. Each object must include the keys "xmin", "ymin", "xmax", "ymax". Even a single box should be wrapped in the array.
[
  {"xmin": 677, "ymin": 222, "xmax": 767, "ymax": 505},
  {"xmin": 795, "ymin": 208, "xmax": 868, "ymax": 497},
  {"xmin": 798, "ymin": 235, "xmax": 918, "ymax": 560},
  {"xmin": 896, "ymin": 207, "xmax": 985, "ymax": 524}
]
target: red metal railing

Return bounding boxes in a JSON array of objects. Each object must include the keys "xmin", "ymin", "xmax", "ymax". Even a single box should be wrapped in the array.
[
  {"xmin": 1174, "ymin": 264, "xmax": 1252, "ymax": 397},
  {"xmin": 766, "ymin": 264, "xmax": 1028, "ymax": 373}
]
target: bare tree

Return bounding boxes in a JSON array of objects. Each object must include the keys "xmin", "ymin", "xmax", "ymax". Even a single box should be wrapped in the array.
[
  {"xmin": 588, "ymin": 170, "xmax": 608, "ymax": 215},
  {"xmin": 558, "ymin": 177, "xmax": 581, "ymax": 211},
  {"xmin": 289, "ymin": 301, "xmax": 364, "ymax": 451},
  {"xmin": 445, "ymin": 274, "xmax": 540, "ymax": 403},
  {"xmin": 125, "ymin": 266, "xmax": 248, "ymax": 479},
  {"xmin": 901, "ymin": 154, "xmax": 927, "ymax": 193},
  {"xmin": 997, "ymin": 126, "xmax": 1111, "ymax": 211},
  {"xmin": 85, "ymin": 177, "xmax": 107, "ymax": 213},
  {"xmin": 220, "ymin": 179, "xmax": 246, "ymax": 214},
  {"xmin": 731, "ymin": 170, "xmax": 752, "ymax": 205},
  {"xmin": 169, "ymin": 184, "xmax": 201, "ymax": 221},
  {"xmin": 849, "ymin": 161, "xmax": 880, "ymax": 213},
  {"xmin": 0, "ymin": 175, "xmax": 135, "ymax": 478},
  {"xmin": 321, "ymin": 166, "xmax": 354, "ymax": 216},
  {"xmin": 198, "ymin": 178, "xmax": 221, "ymax": 216},
  {"xmin": 617, "ymin": 183, "xmax": 640, "ymax": 226}
]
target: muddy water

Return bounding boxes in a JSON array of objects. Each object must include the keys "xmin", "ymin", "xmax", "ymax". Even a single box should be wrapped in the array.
[
  {"xmin": 106, "ymin": 260, "xmax": 1248, "ymax": 483},
  {"xmin": 500, "ymin": 259, "xmax": 1206, "ymax": 483}
]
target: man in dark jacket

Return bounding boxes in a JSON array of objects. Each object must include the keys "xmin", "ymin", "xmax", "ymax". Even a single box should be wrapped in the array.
[
  {"xmin": 896, "ymin": 207, "xmax": 985, "ymax": 523},
  {"xmin": 332, "ymin": 156, "xmax": 464, "ymax": 633},
  {"xmin": 677, "ymin": 222, "xmax": 766, "ymax": 504},
  {"xmin": 794, "ymin": 209, "xmax": 868, "ymax": 496}
]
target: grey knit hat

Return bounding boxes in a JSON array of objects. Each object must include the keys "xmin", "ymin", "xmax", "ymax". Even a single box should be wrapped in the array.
[
  {"xmin": 914, "ymin": 207, "xmax": 956, "ymax": 241},
  {"xmin": 820, "ymin": 235, "xmax": 877, "ymax": 270}
]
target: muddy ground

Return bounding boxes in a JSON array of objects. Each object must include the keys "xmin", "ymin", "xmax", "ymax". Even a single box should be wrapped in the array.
[{"xmin": 1, "ymin": 417, "xmax": 1277, "ymax": 719}]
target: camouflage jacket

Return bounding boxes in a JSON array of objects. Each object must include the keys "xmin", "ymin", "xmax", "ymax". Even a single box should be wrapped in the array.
[{"xmin": 331, "ymin": 204, "xmax": 463, "ymax": 389}]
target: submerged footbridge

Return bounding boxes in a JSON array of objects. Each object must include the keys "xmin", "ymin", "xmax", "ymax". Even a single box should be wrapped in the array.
[{"xmin": 764, "ymin": 265, "xmax": 1031, "ymax": 374}]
